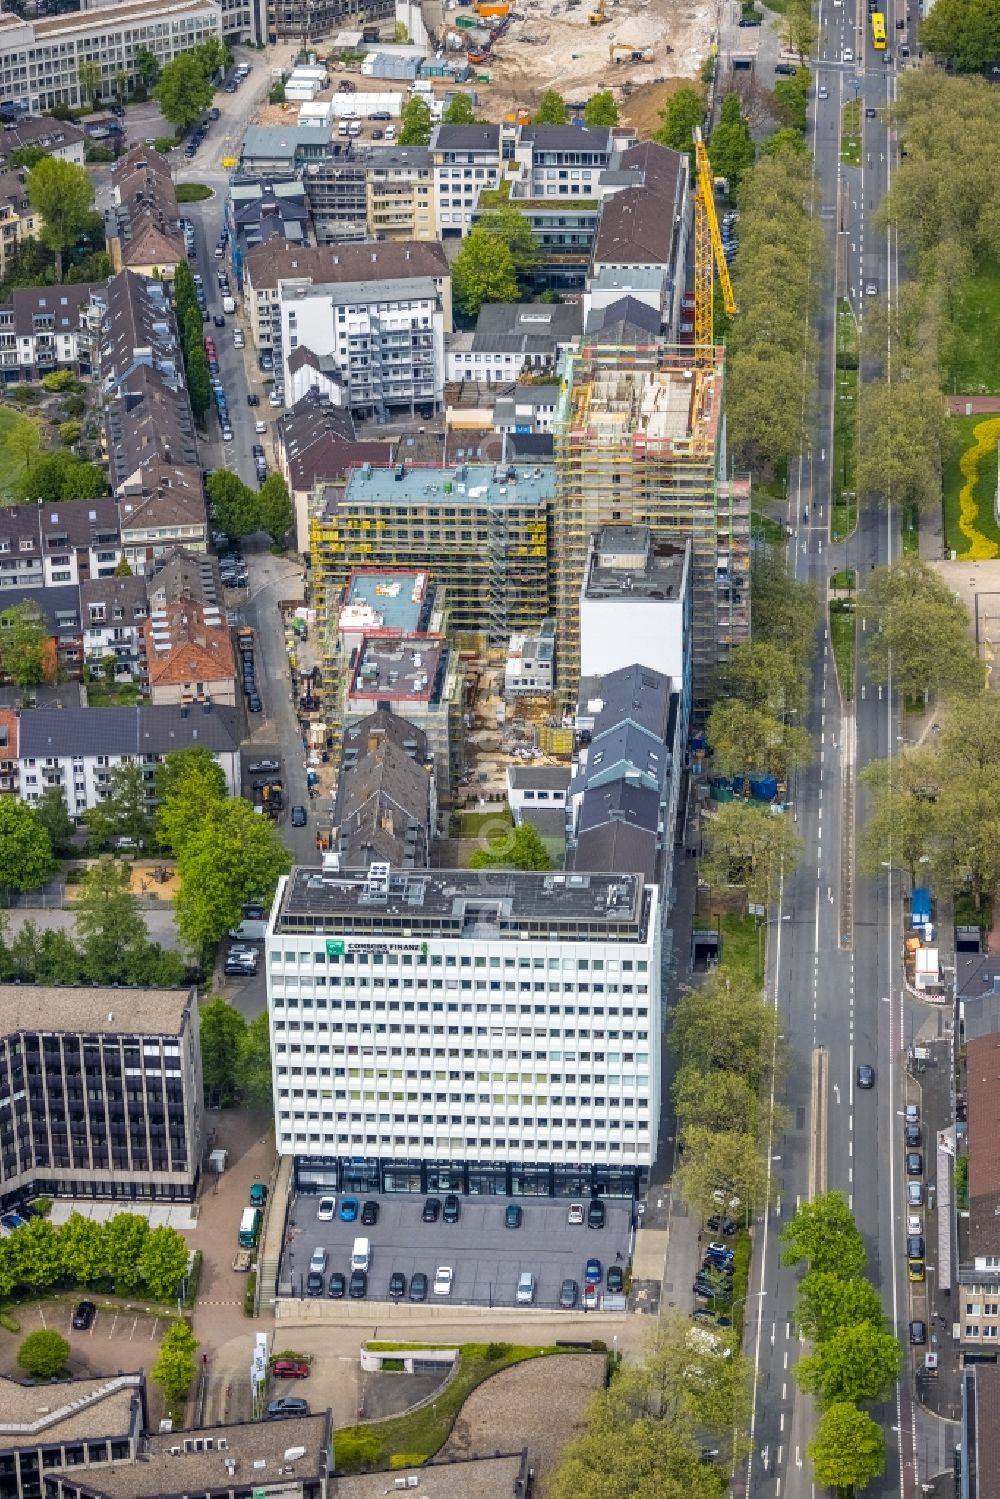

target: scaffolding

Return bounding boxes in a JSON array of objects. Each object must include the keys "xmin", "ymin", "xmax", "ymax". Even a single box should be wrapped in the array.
[{"xmin": 553, "ymin": 340, "xmax": 748, "ymax": 714}]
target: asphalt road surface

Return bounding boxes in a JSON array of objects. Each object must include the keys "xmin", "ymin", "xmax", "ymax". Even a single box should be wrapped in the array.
[{"xmin": 735, "ymin": 3, "xmax": 958, "ymax": 1497}]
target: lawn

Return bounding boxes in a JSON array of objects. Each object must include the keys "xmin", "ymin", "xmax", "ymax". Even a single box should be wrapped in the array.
[
  {"xmin": 829, "ymin": 600, "xmax": 856, "ymax": 701},
  {"xmin": 942, "ymin": 411, "xmax": 1000, "ymax": 558},
  {"xmin": 840, "ymin": 99, "xmax": 861, "ymax": 167},
  {"xmin": 333, "ymin": 1343, "xmax": 567, "ymax": 1471},
  {"xmin": 453, "ymin": 808, "xmax": 513, "ymax": 837},
  {"xmin": 0, "ymin": 407, "xmax": 28, "ymax": 498},
  {"xmin": 718, "ymin": 911, "xmax": 764, "ymax": 984},
  {"xmin": 941, "ymin": 267, "xmax": 1000, "ymax": 396},
  {"xmin": 86, "ymin": 680, "xmax": 141, "ymax": 707},
  {"xmin": 830, "ymin": 569, "xmax": 856, "ymax": 592},
  {"xmin": 751, "ymin": 510, "xmax": 786, "ymax": 545},
  {"xmin": 176, "ymin": 183, "xmax": 213, "ymax": 203},
  {"xmin": 832, "ymin": 299, "xmax": 858, "ymax": 541}
]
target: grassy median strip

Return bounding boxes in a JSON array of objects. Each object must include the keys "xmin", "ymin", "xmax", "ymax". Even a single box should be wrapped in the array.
[
  {"xmin": 334, "ymin": 1343, "xmax": 563, "ymax": 1471},
  {"xmin": 832, "ymin": 299, "xmax": 859, "ymax": 542},
  {"xmin": 840, "ymin": 98, "xmax": 861, "ymax": 167},
  {"xmin": 829, "ymin": 597, "xmax": 856, "ymax": 700}
]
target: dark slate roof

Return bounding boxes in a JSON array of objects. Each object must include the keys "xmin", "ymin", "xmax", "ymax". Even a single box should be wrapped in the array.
[
  {"xmin": 617, "ymin": 138, "xmax": 685, "ymax": 199},
  {"xmin": 508, "ymin": 765, "xmax": 571, "ymax": 791},
  {"xmin": 584, "ymin": 720, "xmax": 668, "ymax": 791},
  {"xmin": 520, "ymin": 124, "xmax": 611, "ymax": 153},
  {"xmin": 577, "ymin": 777, "xmax": 660, "ymax": 834},
  {"xmin": 17, "ymin": 703, "xmax": 241, "ymax": 759},
  {"xmin": 0, "ymin": 585, "xmax": 80, "ymax": 636},
  {"xmin": 969, "ymin": 1364, "xmax": 1000, "ymax": 1499},
  {"xmin": 342, "ymin": 709, "xmax": 429, "ymax": 765},
  {"xmin": 505, "ymin": 433, "xmax": 554, "ymax": 460},
  {"xmin": 575, "ymin": 813, "xmax": 657, "ymax": 882},
  {"xmin": 471, "ymin": 300, "xmax": 581, "ymax": 354},
  {"xmin": 591, "ymin": 662, "xmax": 672, "ymax": 741},
  {"xmin": 968, "ymin": 1031, "xmax": 1000, "ymax": 1257},
  {"xmin": 79, "ymin": 574, "xmax": 148, "ymax": 619},
  {"xmin": 433, "ymin": 124, "xmax": 500, "ymax": 151},
  {"xmin": 585, "ymin": 295, "xmax": 661, "ymax": 337},
  {"xmin": 594, "ymin": 186, "xmax": 673, "ymax": 265},
  {"xmin": 10, "ymin": 282, "xmax": 101, "ymax": 338}
]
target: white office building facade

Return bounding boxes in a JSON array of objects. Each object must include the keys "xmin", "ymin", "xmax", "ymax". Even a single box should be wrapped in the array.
[{"xmin": 267, "ymin": 864, "xmax": 660, "ymax": 1199}]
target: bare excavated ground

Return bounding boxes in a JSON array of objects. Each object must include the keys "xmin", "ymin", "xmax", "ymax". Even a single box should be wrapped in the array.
[{"xmin": 480, "ymin": 0, "xmax": 712, "ymax": 112}]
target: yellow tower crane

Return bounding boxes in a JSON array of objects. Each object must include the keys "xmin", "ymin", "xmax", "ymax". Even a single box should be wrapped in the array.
[{"xmin": 692, "ymin": 125, "xmax": 736, "ymax": 369}]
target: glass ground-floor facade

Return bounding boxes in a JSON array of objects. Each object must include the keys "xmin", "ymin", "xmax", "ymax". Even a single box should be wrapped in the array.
[{"xmin": 293, "ymin": 1154, "xmax": 645, "ymax": 1200}]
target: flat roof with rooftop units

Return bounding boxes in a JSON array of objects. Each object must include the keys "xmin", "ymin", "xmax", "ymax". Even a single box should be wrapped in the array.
[
  {"xmin": 333, "ymin": 1453, "xmax": 528, "ymax": 1499},
  {"xmin": 348, "ymin": 634, "xmax": 446, "ymax": 704},
  {"xmin": 344, "ymin": 461, "xmax": 554, "ymax": 509},
  {"xmin": 340, "ymin": 569, "xmax": 437, "ymax": 636},
  {"xmin": 273, "ymin": 864, "xmax": 650, "ymax": 940}
]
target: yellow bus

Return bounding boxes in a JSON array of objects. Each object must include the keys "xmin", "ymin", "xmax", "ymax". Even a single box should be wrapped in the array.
[{"xmin": 871, "ymin": 11, "xmax": 886, "ymax": 47}]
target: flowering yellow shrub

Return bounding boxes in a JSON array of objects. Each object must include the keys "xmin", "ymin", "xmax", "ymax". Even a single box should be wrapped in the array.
[{"xmin": 958, "ymin": 416, "xmax": 1000, "ymax": 559}]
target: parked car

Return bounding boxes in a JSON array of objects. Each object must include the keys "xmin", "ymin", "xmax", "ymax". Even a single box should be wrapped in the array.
[
  {"xmin": 266, "ymin": 1398, "xmax": 309, "ymax": 1418},
  {"xmin": 422, "ymin": 1197, "xmax": 441, "ymax": 1222},
  {"xmin": 290, "ymin": 805, "xmax": 307, "ymax": 827},
  {"xmin": 584, "ymin": 1257, "xmax": 602, "ymax": 1285},
  {"xmin": 272, "ymin": 1359, "xmax": 310, "ymax": 1378},
  {"xmin": 515, "ymin": 1271, "xmax": 536, "ymax": 1304},
  {"xmin": 340, "ymin": 1197, "xmax": 359, "ymax": 1222},
  {"xmin": 567, "ymin": 1203, "xmax": 585, "ymax": 1226},
  {"xmin": 433, "ymin": 1265, "xmax": 453, "ymax": 1296},
  {"xmin": 906, "ymin": 1151, "xmax": 924, "ymax": 1176},
  {"xmin": 249, "ymin": 759, "xmax": 279, "ymax": 773},
  {"xmin": 587, "ymin": 1199, "xmax": 606, "ymax": 1229},
  {"xmin": 409, "ymin": 1272, "xmax": 428, "ymax": 1301},
  {"xmin": 907, "ymin": 1235, "xmax": 925, "ymax": 1259},
  {"xmin": 361, "ymin": 1200, "xmax": 380, "ymax": 1226},
  {"xmin": 607, "ymin": 1265, "xmax": 624, "ymax": 1294},
  {"xmin": 388, "ymin": 1271, "xmax": 407, "ymax": 1299},
  {"xmin": 305, "ymin": 1271, "xmax": 324, "ymax": 1296},
  {"xmin": 327, "ymin": 1272, "xmax": 346, "ymax": 1299},
  {"xmin": 72, "ymin": 1300, "xmax": 96, "ymax": 1330},
  {"xmin": 504, "ymin": 1204, "xmax": 523, "ymax": 1229},
  {"xmin": 317, "ymin": 1196, "xmax": 336, "ymax": 1221},
  {"xmin": 909, "ymin": 1319, "xmax": 927, "ymax": 1345},
  {"xmin": 559, "ymin": 1278, "xmax": 579, "ymax": 1308},
  {"xmin": 904, "ymin": 1123, "xmax": 922, "ymax": 1147},
  {"xmin": 907, "ymin": 1181, "xmax": 925, "ymax": 1206},
  {"xmin": 349, "ymin": 1269, "xmax": 368, "ymax": 1298},
  {"xmin": 443, "ymin": 1194, "xmax": 461, "ymax": 1223},
  {"xmin": 707, "ymin": 1215, "xmax": 737, "ymax": 1236},
  {"xmin": 907, "ymin": 1258, "xmax": 925, "ymax": 1282}
]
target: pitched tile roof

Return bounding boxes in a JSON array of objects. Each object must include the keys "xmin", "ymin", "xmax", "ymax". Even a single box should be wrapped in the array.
[
  {"xmin": 16, "ymin": 703, "xmax": 241, "ymax": 759},
  {"xmin": 0, "ymin": 116, "xmax": 83, "ymax": 168},
  {"xmin": 967, "ymin": 1031, "xmax": 1000, "ymax": 1257},
  {"xmin": 244, "ymin": 237, "xmax": 449, "ymax": 293},
  {"xmin": 142, "ymin": 601, "xmax": 234, "ymax": 689}
]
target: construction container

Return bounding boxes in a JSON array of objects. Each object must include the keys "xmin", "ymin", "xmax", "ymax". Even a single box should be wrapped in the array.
[{"xmin": 538, "ymin": 723, "xmax": 573, "ymax": 756}]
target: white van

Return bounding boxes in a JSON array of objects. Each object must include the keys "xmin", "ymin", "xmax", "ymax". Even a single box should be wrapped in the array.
[
  {"xmin": 222, "ymin": 294, "xmax": 235, "ymax": 313},
  {"xmin": 351, "ymin": 1236, "xmax": 371, "ymax": 1271}
]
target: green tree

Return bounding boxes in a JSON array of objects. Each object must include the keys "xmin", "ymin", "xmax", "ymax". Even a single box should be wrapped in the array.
[
  {"xmin": 781, "ymin": 1191, "xmax": 867, "ymax": 1277},
  {"xmin": 155, "ymin": 745, "xmax": 228, "ymax": 812},
  {"xmin": 656, "ymin": 86, "xmax": 704, "ymax": 154},
  {"xmin": 0, "ymin": 800, "xmax": 56, "ymax": 893},
  {"xmin": 113, "ymin": 557, "xmax": 133, "ymax": 577},
  {"xmin": 173, "ymin": 799, "xmax": 291, "ymax": 952},
  {"xmin": 674, "ymin": 1065, "xmax": 762, "ymax": 1139},
  {"xmin": 35, "ymin": 927, "xmax": 85, "ymax": 984},
  {"xmin": 7, "ymin": 145, "xmax": 47, "ymax": 171},
  {"xmin": 780, "ymin": 0, "xmax": 818, "ymax": 57},
  {"xmin": 808, "ymin": 1402, "xmax": 886, "ymax": 1489},
  {"xmin": 453, "ymin": 228, "xmax": 519, "ymax": 318},
  {"xmin": 26, "ymin": 157, "xmax": 95, "ymax": 281},
  {"xmin": 0, "ymin": 600, "xmax": 54, "ymax": 688},
  {"xmin": 477, "ymin": 202, "xmax": 538, "ymax": 281},
  {"xmin": 77, "ymin": 58, "xmax": 102, "ymax": 108},
  {"xmin": 700, "ymin": 799, "xmax": 801, "ymax": 905},
  {"xmin": 7, "ymin": 1218, "xmax": 61, "ymax": 1287},
  {"xmin": 58, "ymin": 419, "xmax": 82, "ymax": 447},
  {"xmin": 795, "ymin": 1270, "xmax": 889, "ymax": 1344},
  {"xmin": 139, "ymin": 1226, "xmax": 190, "ymax": 1300},
  {"xmin": 173, "ymin": 258, "xmax": 198, "ymax": 324},
  {"xmin": 185, "ymin": 339, "xmax": 211, "ymax": 421},
  {"xmin": 17, "ymin": 1329, "xmax": 70, "ymax": 1380},
  {"xmin": 14, "ymin": 451, "xmax": 107, "ymax": 504},
  {"xmin": 257, "ymin": 472, "xmax": 295, "ymax": 545},
  {"xmin": 393, "ymin": 20, "xmax": 411, "ymax": 41},
  {"xmin": 240, "ymin": 1011, "xmax": 274, "ymax": 1111},
  {"xmin": 134, "ymin": 46, "xmax": 161, "ymax": 89},
  {"xmin": 860, "ymin": 556, "xmax": 983, "ymax": 702},
  {"xmin": 57, "ymin": 1212, "xmax": 107, "ymax": 1284},
  {"xmin": 761, "ymin": 126, "xmax": 809, "ymax": 158},
  {"xmin": 155, "ymin": 52, "xmax": 213, "ymax": 132},
  {"xmin": 712, "ymin": 639, "xmax": 806, "ymax": 717},
  {"xmin": 706, "ymin": 699, "xmax": 810, "ymax": 781},
  {"xmin": 103, "ymin": 1213, "xmax": 150, "ymax": 1293},
  {"xmin": 534, "ymin": 89, "xmax": 568, "ymax": 124},
  {"xmin": 442, "ymin": 93, "xmax": 476, "ymax": 124},
  {"xmin": 398, "ymin": 95, "xmax": 432, "ymax": 146},
  {"xmin": 751, "ymin": 549, "xmax": 819, "ymax": 665},
  {"xmin": 772, "ymin": 68, "xmax": 811, "ymax": 132},
  {"xmin": 583, "ymin": 90, "xmax": 618, "ymax": 127},
  {"xmin": 74, "ymin": 860, "xmax": 153, "ymax": 983},
  {"xmin": 82, "ymin": 762, "xmax": 151, "ymax": 852},
  {"xmin": 150, "ymin": 1318, "xmax": 199, "ymax": 1415},
  {"xmin": 674, "ymin": 1124, "xmax": 768, "ymax": 1219},
  {"xmin": 192, "ymin": 36, "xmax": 227, "ymax": 81},
  {"xmin": 708, "ymin": 93, "xmax": 755, "ymax": 190},
  {"xmin": 7, "ymin": 412, "xmax": 42, "ymax": 477},
  {"xmin": 468, "ymin": 822, "xmax": 552, "ymax": 870},
  {"xmin": 206, "ymin": 469, "xmax": 260, "ymax": 540},
  {"xmin": 921, "ymin": 0, "xmax": 1000, "ymax": 70},
  {"xmin": 199, "ymin": 998, "xmax": 247, "ymax": 1104},
  {"xmin": 795, "ymin": 1320, "xmax": 902, "ymax": 1406},
  {"xmin": 670, "ymin": 964, "xmax": 784, "ymax": 1094},
  {"xmin": 34, "ymin": 787, "xmax": 76, "ymax": 858}
]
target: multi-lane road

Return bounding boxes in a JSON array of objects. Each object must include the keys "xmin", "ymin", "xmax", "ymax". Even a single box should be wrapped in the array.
[{"xmin": 738, "ymin": 2, "xmax": 959, "ymax": 1497}]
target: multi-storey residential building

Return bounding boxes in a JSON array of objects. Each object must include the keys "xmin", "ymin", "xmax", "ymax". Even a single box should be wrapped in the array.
[
  {"xmin": 329, "ymin": 710, "xmax": 435, "ymax": 871},
  {"xmin": 429, "ymin": 123, "xmax": 502, "ymax": 238},
  {"xmin": 0, "ymin": 282, "xmax": 104, "ymax": 383},
  {"xmin": 266, "ymin": 863, "xmax": 660, "ymax": 1198},
  {"xmin": 143, "ymin": 595, "xmax": 236, "ymax": 707},
  {"xmin": 579, "ymin": 525, "xmax": 691, "ymax": 699},
  {"xmin": 80, "ymin": 574, "xmax": 149, "ymax": 680},
  {"xmin": 957, "ymin": 1030, "xmax": 1000, "ymax": 1353},
  {"xmin": 107, "ymin": 145, "xmax": 184, "ymax": 280},
  {"xmin": 0, "ymin": 982, "xmax": 202, "ymax": 1208},
  {"xmin": 589, "ymin": 141, "xmax": 690, "ymax": 339},
  {"xmin": 117, "ymin": 462, "xmax": 207, "ymax": 563},
  {"xmin": 276, "ymin": 389, "xmax": 389, "ymax": 551},
  {"xmin": 0, "ymin": 500, "xmax": 121, "ymax": 590},
  {"xmin": 226, "ymin": 175, "xmax": 310, "ymax": 286},
  {"xmin": 446, "ymin": 301, "xmax": 581, "ymax": 384},
  {"xmin": 0, "ymin": 116, "xmax": 85, "ymax": 171},
  {"xmin": 0, "ymin": 584, "xmax": 81, "ymax": 676},
  {"xmin": 0, "ymin": 168, "xmax": 38, "ymax": 284},
  {"xmin": 309, "ymin": 461, "xmax": 552, "ymax": 650},
  {"xmin": 14, "ymin": 702, "xmax": 241, "ymax": 817},
  {"xmin": 365, "ymin": 145, "xmax": 436, "ymax": 241},
  {"xmin": 554, "ymin": 341, "xmax": 748, "ymax": 710},
  {"xmin": 344, "ymin": 631, "xmax": 463, "ymax": 793},
  {"xmin": 0, "ymin": 0, "xmax": 222, "ymax": 113}
]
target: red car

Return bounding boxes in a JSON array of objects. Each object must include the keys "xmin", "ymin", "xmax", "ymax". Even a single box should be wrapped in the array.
[{"xmin": 272, "ymin": 1359, "xmax": 310, "ymax": 1379}]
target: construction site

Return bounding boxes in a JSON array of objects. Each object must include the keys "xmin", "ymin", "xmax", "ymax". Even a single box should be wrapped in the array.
[{"xmin": 437, "ymin": 0, "xmax": 717, "ymax": 112}]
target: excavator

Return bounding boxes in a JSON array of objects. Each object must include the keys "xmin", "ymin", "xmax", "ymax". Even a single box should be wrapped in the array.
[
  {"xmin": 609, "ymin": 41, "xmax": 650, "ymax": 61},
  {"xmin": 588, "ymin": 0, "xmax": 607, "ymax": 23}
]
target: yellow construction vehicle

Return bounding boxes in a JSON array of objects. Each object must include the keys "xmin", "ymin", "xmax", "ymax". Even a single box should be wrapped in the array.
[
  {"xmin": 609, "ymin": 41, "xmax": 649, "ymax": 60},
  {"xmin": 589, "ymin": 0, "xmax": 607, "ymax": 23},
  {"xmin": 692, "ymin": 125, "xmax": 736, "ymax": 368}
]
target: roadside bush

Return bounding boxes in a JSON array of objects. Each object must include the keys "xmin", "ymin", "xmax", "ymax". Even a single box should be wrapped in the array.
[
  {"xmin": 182, "ymin": 1249, "xmax": 202, "ymax": 1309},
  {"xmin": 486, "ymin": 1341, "xmax": 511, "ymax": 1360},
  {"xmin": 335, "ymin": 1431, "xmax": 383, "ymax": 1471},
  {"xmin": 389, "ymin": 1454, "xmax": 426, "ymax": 1469},
  {"xmin": 271, "ymin": 1349, "xmax": 310, "ymax": 1363},
  {"xmin": 17, "ymin": 1329, "xmax": 70, "ymax": 1379},
  {"xmin": 0, "ymin": 1311, "xmax": 21, "ymax": 1333},
  {"xmin": 242, "ymin": 1270, "xmax": 256, "ymax": 1318},
  {"xmin": 381, "ymin": 1358, "xmax": 405, "ymax": 1372}
]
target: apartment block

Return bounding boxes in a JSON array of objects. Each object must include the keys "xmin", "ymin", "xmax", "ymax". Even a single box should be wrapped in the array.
[
  {"xmin": 0, "ymin": 168, "xmax": 38, "ymax": 285},
  {"xmin": 266, "ymin": 862, "xmax": 660, "ymax": 1198},
  {"xmin": 429, "ymin": 123, "xmax": 503, "ymax": 237},
  {"xmin": 80, "ymin": 574, "xmax": 149, "ymax": 679},
  {"xmin": 0, "ymin": 983, "xmax": 202, "ymax": 1208},
  {"xmin": 14, "ymin": 702, "xmax": 241, "ymax": 817},
  {"xmin": 446, "ymin": 301, "xmax": 581, "ymax": 384},
  {"xmin": 0, "ymin": 281, "xmax": 103, "ymax": 382},
  {"xmin": 329, "ymin": 709, "xmax": 436, "ymax": 871},
  {"xmin": 365, "ymin": 145, "xmax": 437, "ymax": 241},
  {"xmin": 0, "ymin": 0, "xmax": 222, "ymax": 113},
  {"xmin": 0, "ymin": 500, "xmax": 122, "ymax": 590},
  {"xmin": 309, "ymin": 461, "xmax": 552, "ymax": 651},
  {"xmin": 0, "ymin": 116, "xmax": 85, "ymax": 170},
  {"xmin": 107, "ymin": 145, "xmax": 184, "ymax": 280},
  {"xmin": 553, "ymin": 341, "xmax": 748, "ymax": 709}
]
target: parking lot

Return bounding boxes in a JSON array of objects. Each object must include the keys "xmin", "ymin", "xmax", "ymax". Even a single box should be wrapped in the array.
[{"xmin": 282, "ymin": 1193, "xmax": 632, "ymax": 1311}]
